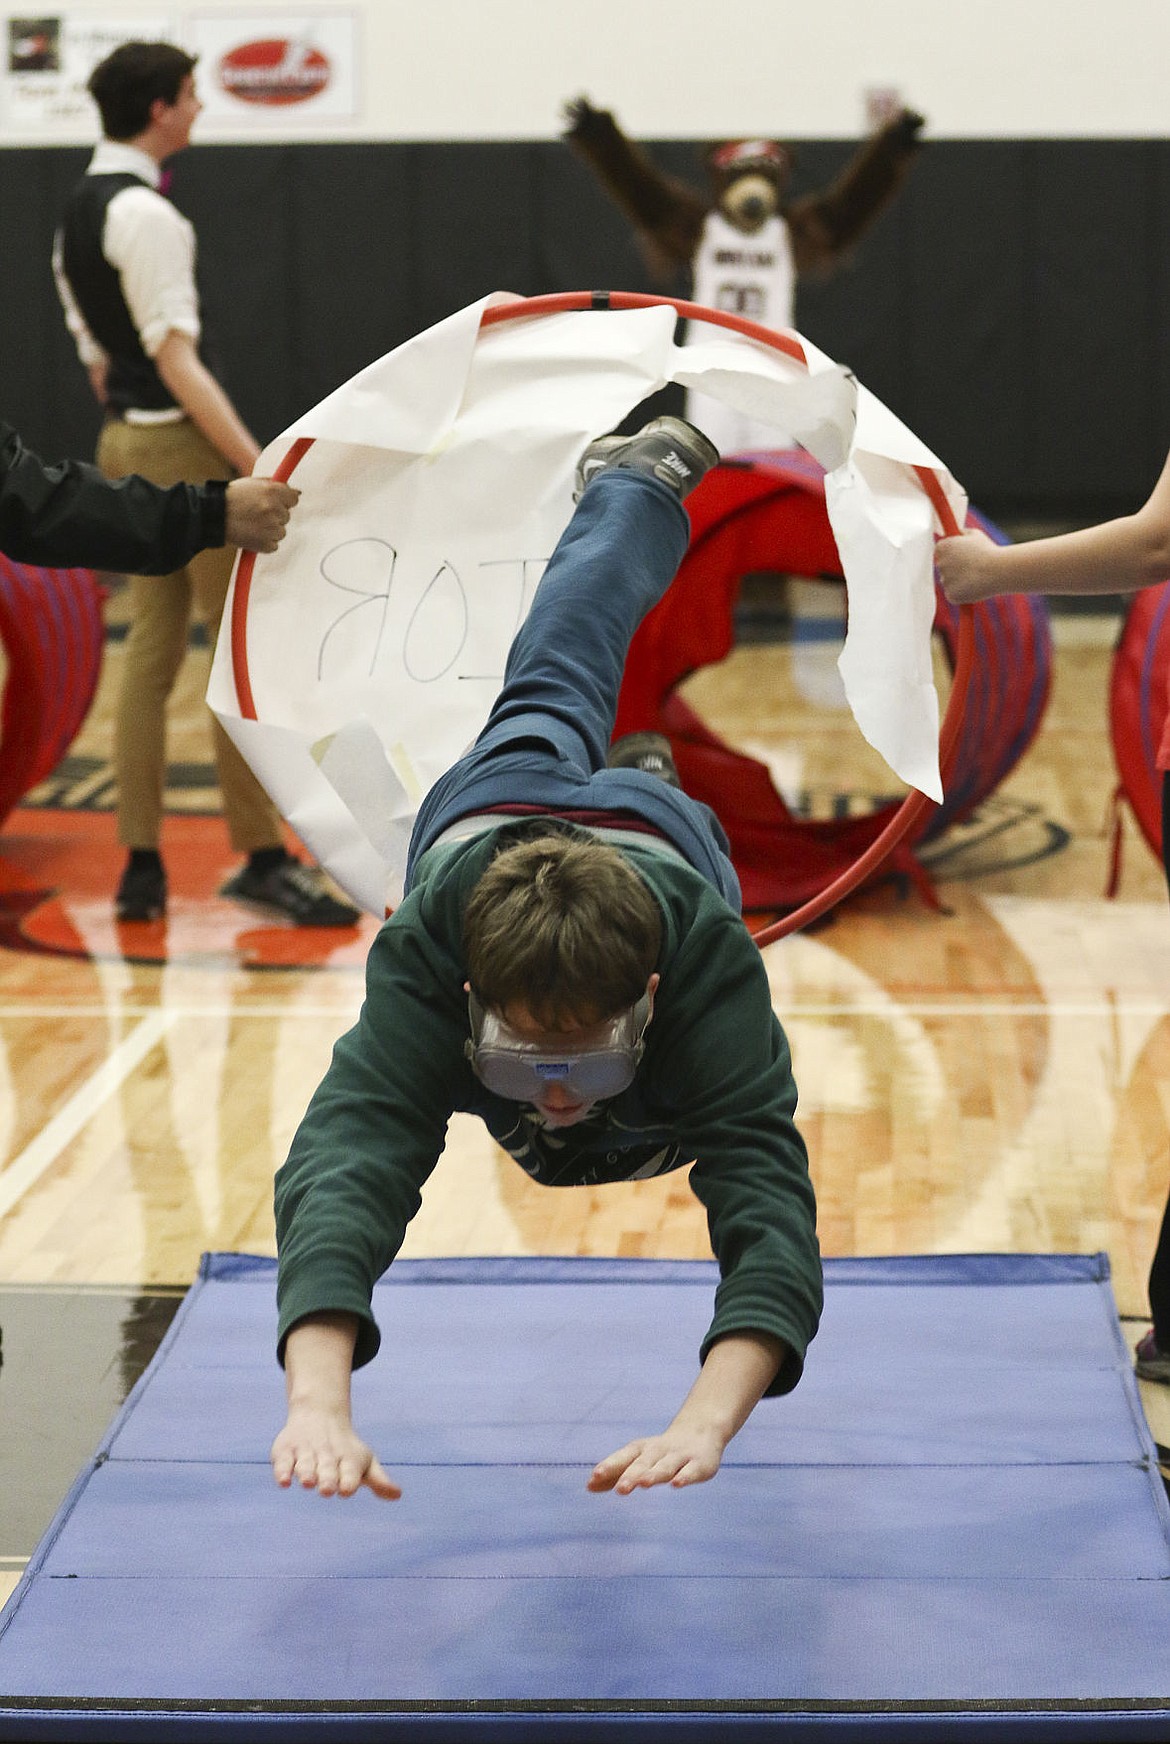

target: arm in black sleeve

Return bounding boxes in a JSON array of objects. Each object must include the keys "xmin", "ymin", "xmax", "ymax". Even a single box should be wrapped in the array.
[
  {"xmin": 0, "ymin": 419, "xmax": 224, "ymax": 572},
  {"xmin": 786, "ymin": 110, "xmax": 926, "ymax": 274},
  {"xmin": 562, "ymin": 96, "xmax": 708, "ymax": 271}
]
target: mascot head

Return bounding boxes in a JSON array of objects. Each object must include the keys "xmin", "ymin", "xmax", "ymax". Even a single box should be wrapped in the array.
[{"xmin": 706, "ymin": 139, "xmax": 793, "ymax": 233}]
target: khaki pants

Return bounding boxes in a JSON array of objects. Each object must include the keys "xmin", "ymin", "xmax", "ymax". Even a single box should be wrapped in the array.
[{"xmin": 97, "ymin": 417, "xmax": 282, "ymax": 854}]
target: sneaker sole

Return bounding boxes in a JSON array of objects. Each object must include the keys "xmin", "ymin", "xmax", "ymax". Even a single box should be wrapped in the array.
[{"xmin": 574, "ymin": 418, "xmax": 719, "ymax": 500}]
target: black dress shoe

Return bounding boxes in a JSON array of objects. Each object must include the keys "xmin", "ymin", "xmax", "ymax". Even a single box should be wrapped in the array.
[{"xmin": 115, "ymin": 859, "xmax": 166, "ymax": 922}]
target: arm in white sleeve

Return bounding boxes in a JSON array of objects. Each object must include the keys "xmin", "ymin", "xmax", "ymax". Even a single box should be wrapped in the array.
[
  {"xmin": 102, "ymin": 184, "xmax": 202, "ymax": 356},
  {"xmin": 105, "ymin": 187, "xmax": 259, "ymax": 473}
]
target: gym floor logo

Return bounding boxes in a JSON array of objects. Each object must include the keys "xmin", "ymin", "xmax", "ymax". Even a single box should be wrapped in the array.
[{"xmin": 218, "ymin": 37, "xmax": 331, "ymax": 106}]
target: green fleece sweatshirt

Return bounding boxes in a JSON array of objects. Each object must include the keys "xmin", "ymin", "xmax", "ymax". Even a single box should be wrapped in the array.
[{"xmin": 274, "ymin": 822, "xmax": 822, "ymax": 1395}]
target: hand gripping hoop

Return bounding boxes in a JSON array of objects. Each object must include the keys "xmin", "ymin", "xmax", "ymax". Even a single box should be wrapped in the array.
[{"xmin": 230, "ymin": 291, "xmax": 974, "ymax": 943}]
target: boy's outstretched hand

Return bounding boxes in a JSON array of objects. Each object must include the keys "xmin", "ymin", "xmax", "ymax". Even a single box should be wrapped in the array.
[
  {"xmin": 588, "ymin": 1424, "xmax": 726, "ymax": 1493},
  {"xmin": 273, "ymin": 1311, "xmax": 400, "ymax": 1500},
  {"xmin": 271, "ymin": 1405, "xmax": 400, "ymax": 1499},
  {"xmin": 587, "ymin": 1329, "xmax": 786, "ymax": 1496}
]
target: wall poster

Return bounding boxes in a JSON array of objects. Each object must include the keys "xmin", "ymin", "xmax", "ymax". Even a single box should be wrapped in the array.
[
  {"xmin": 187, "ymin": 12, "xmax": 358, "ymax": 122},
  {"xmin": 3, "ymin": 14, "xmax": 176, "ymax": 131}
]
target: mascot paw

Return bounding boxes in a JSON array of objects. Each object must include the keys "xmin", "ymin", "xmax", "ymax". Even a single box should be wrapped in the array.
[
  {"xmin": 562, "ymin": 93, "xmax": 608, "ymax": 138},
  {"xmin": 894, "ymin": 109, "xmax": 928, "ymax": 147}
]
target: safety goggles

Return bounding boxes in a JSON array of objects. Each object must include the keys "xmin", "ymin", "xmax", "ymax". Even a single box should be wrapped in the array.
[{"xmin": 465, "ymin": 989, "xmax": 651, "ymax": 1105}]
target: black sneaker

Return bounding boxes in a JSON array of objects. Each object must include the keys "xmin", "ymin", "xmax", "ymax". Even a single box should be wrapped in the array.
[
  {"xmin": 115, "ymin": 858, "xmax": 166, "ymax": 922},
  {"xmin": 219, "ymin": 858, "xmax": 361, "ymax": 927},
  {"xmin": 574, "ymin": 416, "xmax": 720, "ymax": 502},
  {"xmin": 606, "ymin": 731, "xmax": 681, "ymax": 787},
  {"xmin": 1135, "ymin": 1329, "xmax": 1170, "ymax": 1385}
]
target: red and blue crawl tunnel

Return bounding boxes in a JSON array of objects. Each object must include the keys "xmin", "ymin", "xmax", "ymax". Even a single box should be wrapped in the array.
[
  {"xmin": 610, "ymin": 444, "xmax": 1050, "ymax": 937},
  {"xmin": 0, "ymin": 556, "xmax": 104, "ymax": 829}
]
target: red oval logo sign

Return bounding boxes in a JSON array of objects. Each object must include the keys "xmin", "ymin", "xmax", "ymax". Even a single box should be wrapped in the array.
[{"xmin": 219, "ymin": 39, "xmax": 331, "ymax": 106}]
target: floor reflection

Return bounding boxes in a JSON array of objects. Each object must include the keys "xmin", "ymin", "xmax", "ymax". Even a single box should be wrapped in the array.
[{"xmin": 0, "ymin": 1285, "xmax": 183, "ymax": 1561}]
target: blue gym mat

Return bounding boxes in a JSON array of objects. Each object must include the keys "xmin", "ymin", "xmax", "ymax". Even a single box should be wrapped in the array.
[{"xmin": 1, "ymin": 1252, "xmax": 1169, "ymax": 1742}]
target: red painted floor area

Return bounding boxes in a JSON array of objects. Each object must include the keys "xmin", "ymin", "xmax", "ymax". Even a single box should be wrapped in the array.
[{"xmin": 0, "ymin": 810, "xmax": 377, "ymax": 969}]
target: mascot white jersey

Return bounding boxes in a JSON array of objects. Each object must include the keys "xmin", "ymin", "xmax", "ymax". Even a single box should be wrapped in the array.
[{"xmin": 688, "ymin": 211, "xmax": 797, "ymax": 453}]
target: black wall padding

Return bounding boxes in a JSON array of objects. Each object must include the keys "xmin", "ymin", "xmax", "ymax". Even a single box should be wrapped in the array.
[{"xmin": 4, "ymin": 137, "xmax": 1169, "ymax": 519}]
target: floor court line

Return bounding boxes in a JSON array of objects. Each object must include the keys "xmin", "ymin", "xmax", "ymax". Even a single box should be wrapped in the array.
[
  {"xmin": 0, "ymin": 1010, "xmax": 177, "ymax": 1222},
  {"xmin": 0, "ymin": 1004, "xmax": 361, "ymax": 1020},
  {"xmin": 2, "ymin": 1001, "xmax": 1169, "ymax": 1021},
  {"xmin": 770, "ymin": 1002, "xmax": 1170, "ymax": 1019}
]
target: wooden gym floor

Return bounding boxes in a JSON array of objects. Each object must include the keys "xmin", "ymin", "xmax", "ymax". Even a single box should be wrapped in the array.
[{"xmin": 2, "ymin": 573, "xmax": 1169, "ymax": 1602}]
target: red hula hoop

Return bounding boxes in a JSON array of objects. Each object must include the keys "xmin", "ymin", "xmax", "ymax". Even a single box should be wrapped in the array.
[
  {"xmin": 229, "ymin": 435, "xmax": 314, "ymax": 722},
  {"xmin": 229, "ymin": 293, "xmax": 972, "ymax": 938}
]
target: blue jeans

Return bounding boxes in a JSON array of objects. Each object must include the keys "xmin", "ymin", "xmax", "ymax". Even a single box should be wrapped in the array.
[{"xmin": 406, "ymin": 468, "xmax": 740, "ymax": 907}]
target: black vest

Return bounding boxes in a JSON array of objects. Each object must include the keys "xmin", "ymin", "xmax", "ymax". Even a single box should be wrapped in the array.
[{"xmin": 58, "ymin": 172, "xmax": 214, "ymax": 415}]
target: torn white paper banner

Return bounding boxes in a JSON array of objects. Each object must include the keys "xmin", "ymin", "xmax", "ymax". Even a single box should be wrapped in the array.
[{"xmin": 208, "ymin": 294, "xmax": 966, "ymax": 915}]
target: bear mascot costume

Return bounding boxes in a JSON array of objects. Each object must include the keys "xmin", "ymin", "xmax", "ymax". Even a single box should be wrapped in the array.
[{"xmin": 563, "ymin": 95, "xmax": 925, "ymax": 452}]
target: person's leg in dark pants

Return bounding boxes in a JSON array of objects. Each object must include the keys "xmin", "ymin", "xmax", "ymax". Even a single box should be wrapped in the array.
[
  {"xmin": 1145, "ymin": 1194, "xmax": 1170, "ymax": 1349},
  {"xmin": 1136, "ymin": 773, "xmax": 1170, "ymax": 1379}
]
